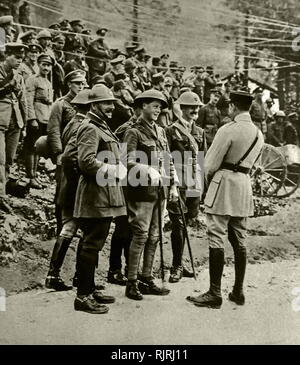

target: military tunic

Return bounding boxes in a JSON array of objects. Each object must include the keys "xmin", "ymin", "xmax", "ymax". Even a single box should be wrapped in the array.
[
  {"xmin": 197, "ymin": 102, "xmax": 221, "ymax": 146},
  {"xmin": 204, "ymin": 112, "xmax": 264, "ymax": 249},
  {"xmin": 47, "ymin": 90, "xmax": 77, "ymax": 158},
  {"xmin": 18, "ymin": 60, "xmax": 38, "ymax": 81},
  {"xmin": 204, "ymin": 112, "xmax": 264, "ymax": 217}
]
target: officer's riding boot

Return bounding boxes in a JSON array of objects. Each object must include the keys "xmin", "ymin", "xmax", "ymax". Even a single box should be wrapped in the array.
[
  {"xmin": 77, "ymin": 249, "xmax": 98, "ymax": 297},
  {"xmin": 169, "ymin": 229, "xmax": 184, "ymax": 283},
  {"xmin": 125, "ymin": 280, "xmax": 143, "ymax": 300},
  {"xmin": 229, "ymin": 247, "xmax": 247, "ymax": 305},
  {"xmin": 186, "ymin": 248, "xmax": 224, "ymax": 309},
  {"xmin": 45, "ymin": 236, "xmax": 73, "ymax": 291}
]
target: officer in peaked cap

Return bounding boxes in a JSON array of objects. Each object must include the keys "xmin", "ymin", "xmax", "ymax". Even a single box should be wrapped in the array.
[
  {"xmin": 197, "ymin": 87, "xmax": 222, "ymax": 147},
  {"xmin": 37, "ymin": 53, "xmax": 55, "ymax": 65},
  {"xmin": 18, "ymin": 43, "xmax": 41, "ymax": 81},
  {"xmin": 64, "ymin": 69, "xmax": 86, "ymax": 84},
  {"xmin": 96, "ymin": 27, "xmax": 108, "ymax": 37},
  {"xmin": 187, "ymin": 89, "xmax": 264, "ymax": 309},
  {"xmin": 49, "ymin": 23, "xmax": 60, "ymax": 30},
  {"xmin": 72, "ymin": 83, "xmax": 125, "ymax": 313},
  {"xmin": 70, "ymin": 19, "xmax": 85, "ymax": 33},
  {"xmin": 19, "ymin": 30, "xmax": 37, "ymax": 45},
  {"xmin": 23, "ymin": 52, "xmax": 54, "ymax": 189},
  {"xmin": 166, "ymin": 91, "xmax": 206, "ymax": 283},
  {"xmin": 124, "ymin": 89, "xmax": 178, "ymax": 301},
  {"xmin": 59, "ymin": 19, "xmax": 71, "ymax": 31},
  {"xmin": 47, "ymin": 68, "xmax": 86, "ymax": 240},
  {"xmin": 45, "ymin": 87, "xmax": 91, "ymax": 295},
  {"xmin": 0, "ymin": 42, "xmax": 27, "ymax": 212}
]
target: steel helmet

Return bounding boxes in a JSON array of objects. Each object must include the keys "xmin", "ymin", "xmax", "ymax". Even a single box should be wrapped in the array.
[
  {"xmin": 134, "ymin": 89, "xmax": 168, "ymax": 109},
  {"xmin": 177, "ymin": 91, "xmax": 203, "ymax": 106},
  {"xmin": 275, "ymin": 110, "xmax": 286, "ymax": 117},
  {"xmin": 87, "ymin": 84, "xmax": 116, "ymax": 103},
  {"xmin": 37, "ymin": 29, "xmax": 52, "ymax": 40}
]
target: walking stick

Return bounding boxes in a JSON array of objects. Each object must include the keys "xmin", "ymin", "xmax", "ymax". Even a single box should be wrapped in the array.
[
  {"xmin": 177, "ymin": 190, "xmax": 197, "ymax": 280},
  {"xmin": 157, "ymin": 157, "xmax": 166, "ymax": 286}
]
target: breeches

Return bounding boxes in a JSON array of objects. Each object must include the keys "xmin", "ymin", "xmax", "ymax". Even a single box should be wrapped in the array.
[
  {"xmin": 127, "ymin": 199, "xmax": 165, "ymax": 280},
  {"xmin": 206, "ymin": 213, "xmax": 247, "ymax": 250}
]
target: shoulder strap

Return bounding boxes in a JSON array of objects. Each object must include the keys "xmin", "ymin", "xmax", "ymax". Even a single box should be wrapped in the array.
[
  {"xmin": 235, "ymin": 128, "xmax": 259, "ymax": 167},
  {"xmin": 173, "ymin": 121, "xmax": 198, "ymax": 154}
]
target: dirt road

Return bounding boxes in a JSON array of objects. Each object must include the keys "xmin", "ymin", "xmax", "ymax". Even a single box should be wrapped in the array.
[{"xmin": 1, "ymin": 258, "xmax": 300, "ymax": 345}]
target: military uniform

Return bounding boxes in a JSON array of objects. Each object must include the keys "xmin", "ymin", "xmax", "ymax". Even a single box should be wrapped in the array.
[
  {"xmin": 0, "ymin": 44, "xmax": 27, "ymax": 197},
  {"xmin": 47, "ymin": 90, "xmax": 77, "ymax": 159},
  {"xmin": 197, "ymin": 102, "xmax": 221, "ymax": 146},
  {"xmin": 23, "ymin": 62, "xmax": 53, "ymax": 185},
  {"xmin": 45, "ymin": 89, "xmax": 90, "ymax": 292},
  {"xmin": 86, "ymin": 38, "xmax": 111, "ymax": 79},
  {"xmin": 123, "ymin": 90, "xmax": 177, "ymax": 300},
  {"xmin": 186, "ymin": 91, "xmax": 264, "ymax": 309},
  {"xmin": 18, "ymin": 59, "xmax": 39, "ymax": 81},
  {"xmin": 47, "ymin": 70, "xmax": 85, "ymax": 234},
  {"xmin": 203, "ymin": 70, "xmax": 217, "ymax": 103},
  {"xmin": 74, "ymin": 109, "xmax": 126, "ymax": 302},
  {"xmin": 166, "ymin": 113, "xmax": 206, "ymax": 281}
]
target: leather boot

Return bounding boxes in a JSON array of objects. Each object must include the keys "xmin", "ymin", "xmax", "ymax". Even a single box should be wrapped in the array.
[
  {"xmin": 77, "ymin": 249, "xmax": 98, "ymax": 297},
  {"xmin": 107, "ymin": 269, "xmax": 127, "ymax": 286},
  {"xmin": 169, "ymin": 265, "xmax": 183, "ymax": 283},
  {"xmin": 74, "ymin": 294, "xmax": 109, "ymax": 314},
  {"xmin": 138, "ymin": 275, "xmax": 170, "ymax": 296},
  {"xmin": 45, "ymin": 236, "xmax": 73, "ymax": 291},
  {"xmin": 186, "ymin": 248, "xmax": 224, "ymax": 309},
  {"xmin": 229, "ymin": 246, "xmax": 247, "ymax": 305},
  {"xmin": 125, "ymin": 280, "xmax": 143, "ymax": 300}
]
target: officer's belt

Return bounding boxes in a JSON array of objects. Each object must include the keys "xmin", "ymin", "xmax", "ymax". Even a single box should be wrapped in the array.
[
  {"xmin": 34, "ymin": 98, "xmax": 51, "ymax": 105},
  {"xmin": 220, "ymin": 162, "xmax": 250, "ymax": 174}
]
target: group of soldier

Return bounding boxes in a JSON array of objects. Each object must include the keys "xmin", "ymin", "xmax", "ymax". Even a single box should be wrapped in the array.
[{"xmin": 0, "ymin": 13, "xmax": 291, "ymax": 314}]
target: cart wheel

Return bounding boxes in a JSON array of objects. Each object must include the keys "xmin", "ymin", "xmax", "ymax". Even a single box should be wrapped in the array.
[
  {"xmin": 276, "ymin": 164, "xmax": 300, "ymax": 198},
  {"xmin": 251, "ymin": 144, "xmax": 287, "ymax": 197}
]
